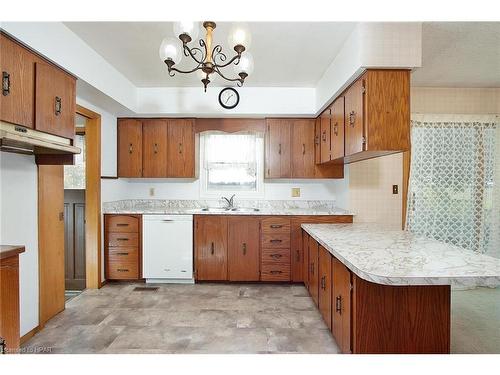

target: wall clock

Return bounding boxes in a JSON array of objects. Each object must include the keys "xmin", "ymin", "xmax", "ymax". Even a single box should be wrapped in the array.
[{"xmin": 218, "ymin": 87, "xmax": 240, "ymax": 109}]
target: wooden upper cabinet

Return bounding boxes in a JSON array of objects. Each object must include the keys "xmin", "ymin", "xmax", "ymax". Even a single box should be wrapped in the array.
[
  {"xmin": 118, "ymin": 119, "xmax": 143, "ymax": 177},
  {"xmin": 344, "ymin": 78, "xmax": 365, "ymax": 157},
  {"xmin": 0, "ymin": 34, "xmax": 36, "ymax": 128},
  {"xmin": 291, "ymin": 119, "xmax": 316, "ymax": 178},
  {"xmin": 332, "ymin": 257, "xmax": 352, "ymax": 354},
  {"xmin": 330, "ymin": 96, "xmax": 345, "ymax": 161},
  {"xmin": 227, "ymin": 216, "xmax": 260, "ymax": 281},
  {"xmin": 35, "ymin": 62, "xmax": 76, "ymax": 140},
  {"xmin": 320, "ymin": 108, "xmax": 331, "ymax": 163},
  {"xmin": 265, "ymin": 119, "xmax": 291, "ymax": 178},
  {"xmin": 314, "ymin": 118, "xmax": 321, "ymax": 165},
  {"xmin": 318, "ymin": 246, "xmax": 332, "ymax": 331},
  {"xmin": 142, "ymin": 119, "xmax": 168, "ymax": 177},
  {"xmin": 167, "ymin": 119, "xmax": 195, "ymax": 178},
  {"xmin": 194, "ymin": 215, "xmax": 228, "ymax": 281}
]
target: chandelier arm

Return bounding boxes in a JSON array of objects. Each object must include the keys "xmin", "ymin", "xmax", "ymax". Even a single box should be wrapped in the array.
[
  {"xmin": 199, "ymin": 39, "xmax": 208, "ymax": 60},
  {"xmin": 214, "ymin": 53, "xmax": 242, "ymax": 68},
  {"xmin": 182, "ymin": 44, "xmax": 205, "ymax": 64},
  {"xmin": 168, "ymin": 65, "xmax": 204, "ymax": 76},
  {"xmin": 213, "ymin": 65, "xmax": 245, "ymax": 84}
]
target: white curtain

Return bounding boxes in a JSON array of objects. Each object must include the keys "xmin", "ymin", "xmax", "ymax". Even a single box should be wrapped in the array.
[{"xmin": 407, "ymin": 114, "xmax": 500, "ymax": 258}]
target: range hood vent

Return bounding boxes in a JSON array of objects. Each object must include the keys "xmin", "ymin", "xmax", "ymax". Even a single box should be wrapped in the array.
[{"xmin": 0, "ymin": 121, "xmax": 81, "ymax": 156}]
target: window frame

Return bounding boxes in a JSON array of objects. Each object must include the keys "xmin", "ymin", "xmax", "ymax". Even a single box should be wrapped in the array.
[{"xmin": 199, "ymin": 132, "xmax": 265, "ymax": 199}]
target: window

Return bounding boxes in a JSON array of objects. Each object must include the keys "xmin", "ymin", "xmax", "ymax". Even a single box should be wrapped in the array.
[
  {"xmin": 64, "ymin": 134, "xmax": 86, "ymax": 189},
  {"xmin": 200, "ymin": 131, "xmax": 264, "ymax": 198}
]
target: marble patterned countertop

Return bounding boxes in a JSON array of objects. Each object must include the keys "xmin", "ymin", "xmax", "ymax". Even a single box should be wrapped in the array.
[
  {"xmin": 103, "ymin": 199, "xmax": 353, "ymax": 216},
  {"xmin": 302, "ymin": 223, "xmax": 500, "ymax": 288}
]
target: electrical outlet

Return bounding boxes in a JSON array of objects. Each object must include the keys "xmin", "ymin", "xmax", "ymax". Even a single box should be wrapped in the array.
[
  {"xmin": 392, "ymin": 185, "xmax": 399, "ymax": 194},
  {"xmin": 149, "ymin": 187, "xmax": 155, "ymax": 197},
  {"xmin": 291, "ymin": 188, "xmax": 301, "ymax": 198}
]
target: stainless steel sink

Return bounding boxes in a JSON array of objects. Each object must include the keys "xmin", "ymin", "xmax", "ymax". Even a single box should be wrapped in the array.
[
  {"xmin": 230, "ymin": 207, "xmax": 260, "ymax": 213},
  {"xmin": 200, "ymin": 207, "xmax": 231, "ymax": 212}
]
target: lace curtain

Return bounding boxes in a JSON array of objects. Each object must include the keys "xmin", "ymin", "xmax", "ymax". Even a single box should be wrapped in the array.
[{"xmin": 406, "ymin": 115, "xmax": 499, "ymax": 258}]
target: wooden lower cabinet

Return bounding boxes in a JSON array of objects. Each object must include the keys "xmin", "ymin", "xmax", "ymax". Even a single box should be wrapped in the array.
[
  {"xmin": 318, "ymin": 246, "xmax": 332, "ymax": 331},
  {"xmin": 194, "ymin": 215, "xmax": 228, "ymax": 281},
  {"xmin": 104, "ymin": 214, "xmax": 141, "ymax": 280},
  {"xmin": 332, "ymin": 257, "xmax": 352, "ymax": 353},
  {"xmin": 308, "ymin": 236, "xmax": 319, "ymax": 306},
  {"xmin": 228, "ymin": 217, "xmax": 260, "ymax": 281}
]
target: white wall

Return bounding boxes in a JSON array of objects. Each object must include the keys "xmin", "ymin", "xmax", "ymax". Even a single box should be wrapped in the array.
[{"xmin": 0, "ymin": 153, "xmax": 39, "ymax": 336}]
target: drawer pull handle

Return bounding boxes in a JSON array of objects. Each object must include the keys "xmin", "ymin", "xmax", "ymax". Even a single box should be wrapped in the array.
[
  {"xmin": 116, "ymin": 252, "xmax": 129, "ymax": 256},
  {"xmin": 55, "ymin": 96, "xmax": 62, "ymax": 116},
  {"xmin": 116, "ymin": 238, "xmax": 129, "ymax": 241},
  {"xmin": 117, "ymin": 268, "xmax": 129, "ymax": 272},
  {"xmin": 270, "ymin": 254, "xmax": 282, "ymax": 259},
  {"xmin": 211, "ymin": 242, "xmax": 215, "ymax": 255},
  {"xmin": 333, "ymin": 122, "xmax": 339, "ymax": 136},
  {"xmin": 336, "ymin": 296, "xmax": 342, "ymax": 314},
  {"xmin": 242, "ymin": 242, "xmax": 247, "ymax": 255},
  {"xmin": 270, "ymin": 225, "xmax": 282, "ymax": 229},
  {"xmin": 296, "ymin": 249, "xmax": 300, "ymax": 262},
  {"xmin": 270, "ymin": 270, "xmax": 282, "ymax": 275},
  {"xmin": 129, "ymin": 143, "xmax": 133, "ymax": 154},
  {"xmin": 270, "ymin": 239, "xmax": 282, "ymax": 243},
  {"xmin": 2, "ymin": 71, "xmax": 10, "ymax": 96},
  {"xmin": 116, "ymin": 223, "xmax": 129, "ymax": 227},
  {"xmin": 278, "ymin": 143, "xmax": 282, "ymax": 155},
  {"xmin": 349, "ymin": 111, "xmax": 356, "ymax": 127},
  {"xmin": 302, "ymin": 143, "xmax": 305, "ymax": 155},
  {"xmin": 320, "ymin": 276, "xmax": 326, "ymax": 290},
  {"xmin": 154, "ymin": 143, "xmax": 158, "ymax": 154}
]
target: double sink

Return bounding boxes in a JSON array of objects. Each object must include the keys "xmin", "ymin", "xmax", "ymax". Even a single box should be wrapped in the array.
[{"xmin": 198, "ymin": 207, "xmax": 260, "ymax": 213}]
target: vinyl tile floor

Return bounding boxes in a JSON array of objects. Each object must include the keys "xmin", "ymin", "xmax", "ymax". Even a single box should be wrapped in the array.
[{"xmin": 22, "ymin": 283, "xmax": 500, "ymax": 354}]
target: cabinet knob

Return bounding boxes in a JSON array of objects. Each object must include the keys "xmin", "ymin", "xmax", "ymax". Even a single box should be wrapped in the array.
[
  {"xmin": 178, "ymin": 143, "xmax": 183, "ymax": 154},
  {"xmin": 55, "ymin": 96, "xmax": 62, "ymax": 116},
  {"xmin": 2, "ymin": 72, "xmax": 10, "ymax": 96},
  {"xmin": 129, "ymin": 143, "xmax": 133, "ymax": 154},
  {"xmin": 242, "ymin": 242, "xmax": 247, "ymax": 255},
  {"xmin": 154, "ymin": 143, "xmax": 158, "ymax": 154}
]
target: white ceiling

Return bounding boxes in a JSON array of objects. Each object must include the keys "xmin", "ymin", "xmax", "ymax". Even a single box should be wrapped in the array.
[
  {"xmin": 411, "ymin": 22, "xmax": 500, "ymax": 87},
  {"xmin": 64, "ymin": 22, "xmax": 356, "ymax": 88}
]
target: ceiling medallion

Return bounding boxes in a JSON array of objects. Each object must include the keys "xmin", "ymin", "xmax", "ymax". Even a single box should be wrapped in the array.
[{"xmin": 159, "ymin": 21, "xmax": 254, "ymax": 92}]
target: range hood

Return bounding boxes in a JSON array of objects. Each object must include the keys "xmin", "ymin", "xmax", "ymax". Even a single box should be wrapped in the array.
[{"xmin": 0, "ymin": 121, "xmax": 81, "ymax": 156}]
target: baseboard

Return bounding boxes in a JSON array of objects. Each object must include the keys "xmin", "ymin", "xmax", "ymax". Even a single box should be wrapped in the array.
[{"xmin": 20, "ymin": 325, "xmax": 40, "ymax": 345}]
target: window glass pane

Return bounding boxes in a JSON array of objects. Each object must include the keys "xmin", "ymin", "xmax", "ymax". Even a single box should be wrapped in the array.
[{"xmin": 64, "ymin": 134, "xmax": 85, "ymax": 189}]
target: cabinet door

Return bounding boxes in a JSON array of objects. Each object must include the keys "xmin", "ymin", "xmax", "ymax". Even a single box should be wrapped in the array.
[
  {"xmin": 291, "ymin": 119, "xmax": 316, "ymax": 178},
  {"xmin": 314, "ymin": 118, "xmax": 321, "ymax": 165},
  {"xmin": 291, "ymin": 221, "xmax": 304, "ymax": 282},
  {"xmin": 265, "ymin": 119, "xmax": 291, "ymax": 178},
  {"xmin": 142, "ymin": 119, "xmax": 168, "ymax": 177},
  {"xmin": 318, "ymin": 246, "xmax": 332, "ymax": 330},
  {"xmin": 302, "ymin": 230, "xmax": 310, "ymax": 287},
  {"xmin": 332, "ymin": 257, "xmax": 352, "ymax": 354},
  {"xmin": 308, "ymin": 236, "xmax": 319, "ymax": 306},
  {"xmin": 194, "ymin": 216, "xmax": 228, "ymax": 281},
  {"xmin": 118, "ymin": 119, "xmax": 143, "ymax": 177},
  {"xmin": 344, "ymin": 77, "xmax": 365, "ymax": 156},
  {"xmin": 0, "ymin": 34, "xmax": 36, "ymax": 128},
  {"xmin": 35, "ymin": 62, "xmax": 76, "ymax": 139},
  {"xmin": 330, "ymin": 96, "xmax": 345, "ymax": 160},
  {"xmin": 228, "ymin": 217, "xmax": 260, "ymax": 281},
  {"xmin": 167, "ymin": 119, "xmax": 195, "ymax": 177},
  {"xmin": 320, "ymin": 108, "xmax": 331, "ymax": 163}
]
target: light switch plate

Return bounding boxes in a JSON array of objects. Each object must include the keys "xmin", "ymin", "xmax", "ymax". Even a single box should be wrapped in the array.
[
  {"xmin": 392, "ymin": 185, "xmax": 399, "ymax": 194},
  {"xmin": 291, "ymin": 188, "xmax": 301, "ymax": 197},
  {"xmin": 149, "ymin": 187, "xmax": 155, "ymax": 197}
]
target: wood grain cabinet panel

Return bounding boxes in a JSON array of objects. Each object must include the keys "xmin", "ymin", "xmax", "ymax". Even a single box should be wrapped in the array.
[
  {"xmin": 0, "ymin": 254, "xmax": 21, "ymax": 353},
  {"xmin": 332, "ymin": 257, "xmax": 352, "ymax": 354},
  {"xmin": 0, "ymin": 34, "xmax": 36, "ymax": 128},
  {"xmin": 142, "ymin": 119, "xmax": 168, "ymax": 177},
  {"xmin": 194, "ymin": 215, "xmax": 228, "ymax": 281},
  {"xmin": 308, "ymin": 236, "xmax": 319, "ymax": 306},
  {"xmin": 261, "ymin": 233, "xmax": 290, "ymax": 249},
  {"xmin": 291, "ymin": 119, "xmax": 316, "ymax": 178},
  {"xmin": 344, "ymin": 78, "xmax": 365, "ymax": 157},
  {"xmin": 320, "ymin": 108, "xmax": 331, "ymax": 163},
  {"xmin": 318, "ymin": 246, "xmax": 332, "ymax": 331},
  {"xmin": 261, "ymin": 217, "xmax": 290, "ymax": 233},
  {"xmin": 35, "ymin": 62, "xmax": 76, "ymax": 140},
  {"xmin": 265, "ymin": 119, "xmax": 291, "ymax": 178},
  {"xmin": 167, "ymin": 119, "xmax": 195, "ymax": 178},
  {"xmin": 228, "ymin": 216, "xmax": 260, "ymax": 281},
  {"xmin": 330, "ymin": 96, "xmax": 345, "ymax": 161},
  {"xmin": 105, "ymin": 215, "xmax": 139, "ymax": 233},
  {"xmin": 261, "ymin": 263, "xmax": 290, "ymax": 281},
  {"xmin": 118, "ymin": 119, "xmax": 143, "ymax": 177}
]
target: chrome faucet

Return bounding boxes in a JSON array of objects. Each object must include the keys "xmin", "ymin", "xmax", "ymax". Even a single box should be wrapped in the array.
[{"xmin": 222, "ymin": 194, "xmax": 236, "ymax": 210}]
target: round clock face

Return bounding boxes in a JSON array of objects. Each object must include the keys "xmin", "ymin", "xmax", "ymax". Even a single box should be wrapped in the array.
[{"xmin": 219, "ymin": 87, "xmax": 240, "ymax": 109}]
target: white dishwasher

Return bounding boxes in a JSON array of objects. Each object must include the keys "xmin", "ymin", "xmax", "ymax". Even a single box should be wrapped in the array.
[{"xmin": 142, "ymin": 215, "xmax": 194, "ymax": 283}]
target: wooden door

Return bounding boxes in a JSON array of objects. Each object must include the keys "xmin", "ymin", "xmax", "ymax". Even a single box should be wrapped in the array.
[
  {"xmin": 308, "ymin": 236, "xmax": 319, "ymax": 306},
  {"xmin": 332, "ymin": 257, "xmax": 352, "ymax": 353},
  {"xmin": 344, "ymin": 77, "xmax": 365, "ymax": 156},
  {"xmin": 291, "ymin": 119, "xmax": 316, "ymax": 178},
  {"xmin": 167, "ymin": 119, "xmax": 195, "ymax": 177},
  {"xmin": 320, "ymin": 108, "xmax": 331, "ymax": 163},
  {"xmin": 142, "ymin": 119, "xmax": 168, "ymax": 177},
  {"xmin": 318, "ymin": 246, "xmax": 332, "ymax": 330},
  {"xmin": 64, "ymin": 190, "xmax": 86, "ymax": 290},
  {"xmin": 38, "ymin": 166, "xmax": 65, "ymax": 327},
  {"xmin": 265, "ymin": 119, "xmax": 291, "ymax": 178},
  {"xmin": 118, "ymin": 119, "xmax": 143, "ymax": 177},
  {"xmin": 35, "ymin": 62, "xmax": 76, "ymax": 139},
  {"xmin": 330, "ymin": 96, "xmax": 345, "ymax": 160},
  {"xmin": 194, "ymin": 216, "xmax": 228, "ymax": 281},
  {"xmin": 302, "ymin": 230, "xmax": 309, "ymax": 287},
  {"xmin": 228, "ymin": 217, "xmax": 260, "ymax": 281},
  {"xmin": 0, "ymin": 34, "xmax": 36, "ymax": 128}
]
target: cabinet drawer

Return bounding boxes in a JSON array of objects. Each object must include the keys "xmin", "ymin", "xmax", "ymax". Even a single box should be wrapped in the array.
[
  {"xmin": 261, "ymin": 217, "xmax": 291, "ymax": 233},
  {"xmin": 261, "ymin": 248, "xmax": 290, "ymax": 264},
  {"xmin": 108, "ymin": 232, "xmax": 139, "ymax": 247},
  {"xmin": 106, "ymin": 261, "xmax": 138, "ymax": 280},
  {"xmin": 106, "ymin": 215, "xmax": 139, "ymax": 233},
  {"xmin": 261, "ymin": 233, "xmax": 290, "ymax": 248},
  {"xmin": 261, "ymin": 263, "xmax": 290, "ymax": 281},
  {"xmin": 107, "ymin": 247, "xmax": 138, "ymax": 263}
]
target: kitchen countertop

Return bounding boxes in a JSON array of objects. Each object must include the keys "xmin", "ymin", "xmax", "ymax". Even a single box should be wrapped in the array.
[
  {"xmin": 0, "ymin": 245, "xmax": 25, "ymax": 260},
  {"xmin": 301, "ymin": 223, "xmax": 500, "ymax": 288}
]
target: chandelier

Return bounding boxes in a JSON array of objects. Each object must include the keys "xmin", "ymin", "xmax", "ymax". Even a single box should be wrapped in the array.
[{"xmin": 159, "ymin": 21, "xmax": 254, "ymax": 92}]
